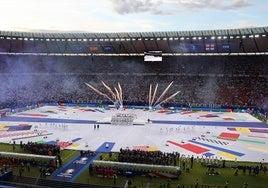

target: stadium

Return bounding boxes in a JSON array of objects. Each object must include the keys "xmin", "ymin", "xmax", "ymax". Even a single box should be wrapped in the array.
[{"xmin": 0, "ymin": 26, "xmax": 268, "ymax": 188}]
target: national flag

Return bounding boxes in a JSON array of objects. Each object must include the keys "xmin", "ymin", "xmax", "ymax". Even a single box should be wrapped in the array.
[
  {"xmin": 222, "ymin": 44, "xmax": 230, "ymax": 50},
  {"xmin": 178, "ymin": 43, "xmax": 197, "ymax": 52},
  {"xmin": 189, "ymin": 44, "xmax": 197, "ymax": 52},
  {"xmin": 73, "ymin": 45, "xmax": 84, "ymax": 53},
  {"xmin": 103, "ymin": 45, "xmax": 112, "ymax": 52},
  {"xmin": 205, "ymin": 43, "xmax": 215, "ymax": 51},
  {"xmin": 89, "ymin": 46, "xmax": 99, "ymax": 52}
]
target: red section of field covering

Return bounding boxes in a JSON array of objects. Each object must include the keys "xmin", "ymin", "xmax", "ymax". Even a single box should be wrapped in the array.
[
  {"xmin": 200, "ymin": 114, "xmax": 219, "ymax": 118},
  {"xmin": 218, "ymin": 132, "xmax": 240, "ymax": 140},
  {"xmin": 133, "ymin": 146, "xmax": 148, "ymax": 151},
  {"xmin": 223, "ymin": 117, "xmax": 234, "ymax": 120},
  {"xmin": 157, "ymin": 110, "xmax": 169, "ymax": 113},
  {"xmin": 58, "ymin": 142, "xmax": 71, "ymax": 149},
  {"xmin": 18, "ymin": 124, "xmax": 29, "ymax": 126},
  {"xmin": 181, "ymin": 111, "xmax": 196, "ymax": 115},
  {"xmin": 167, "ymin": 140, "xmax": 209, "ymax": 154}
]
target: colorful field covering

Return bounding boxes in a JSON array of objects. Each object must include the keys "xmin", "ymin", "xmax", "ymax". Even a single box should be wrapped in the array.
[{"xmin": 167, "ymin": 140, "xmax": 209, "ymax": 154}]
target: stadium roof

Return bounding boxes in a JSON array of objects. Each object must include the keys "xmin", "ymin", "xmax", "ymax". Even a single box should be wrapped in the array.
[
  {"xmin": 0, "ymin": 26, "xmax": 268, "ymax": 55},
  {"xmin": 0, "ymin": 26, "xmax": 267, "ymax": 39}
]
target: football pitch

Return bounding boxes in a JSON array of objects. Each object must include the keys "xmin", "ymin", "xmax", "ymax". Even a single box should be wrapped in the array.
[{"xmin": 0, "ymin": 105, "xmax": 267, "ymax": 163}]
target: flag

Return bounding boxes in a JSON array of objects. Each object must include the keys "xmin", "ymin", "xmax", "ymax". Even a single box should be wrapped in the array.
[
  {"xmin": 189, "ymin": 44, "xmax": 197, "ymax": 52},
  {"xmin": 89, "ymin": 46, "xmax": 99, "ymax": 52},
  {"xmin": 103, "ymin": 45, "xmax": 112, "ymax": 52},
  {"xmin": 73, "ymin": 45, "xmax": 84, "ymax": 53},
  {"xmin": 178, "ymin": 43, "xmax": 197, "ymax": 52},
  {"xmin": 222, "ymin": 44, "xmax": 230, "ymax": 50},
  {"xmin": 205, "ymin": 43, "xmax": 215, "ymax": 51}
]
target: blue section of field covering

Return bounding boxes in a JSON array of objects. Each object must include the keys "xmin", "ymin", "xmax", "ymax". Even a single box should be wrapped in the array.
[
  {"xmin": 202, "ymin": 152, "xmax": 215, "ymax": 157},
  {"xmin": 94, "ymin": 109, "xmax": 105, "ymax": 113},
  {"xmin": 0, "ymin": 116, "xmax": 97, "ymax": 124},
  {"xmin": 96, "ymin": 142, "xmax": 115, "ymax": 153},
  {"xmin": 152, "ymin": 120, "xmax": 266, "ymax": 128},
  {"xmin": 51, "ymin": 141, "xmax": 114, "ymax": 182},
  {"xmin": 189, "ymin": 140, "xmax": 245, "ymax": 157},
  {"xmin": 51, "ymin": 153, "xmax": 99, "ymax": 182}
]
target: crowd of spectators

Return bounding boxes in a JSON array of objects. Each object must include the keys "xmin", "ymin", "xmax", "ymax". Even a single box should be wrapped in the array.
[
  {"xmin": 0, "ymin": 55, "xmax": 267, "ymax": 114},
  {"xmin": 117, "ymin": 148, "xmax": 180, "ymax": 166},
  {"xmin": 202, "ymin": 158, "xmax": 267, "ymax": 176},
  {"xmin": 0, "ymin": 155, "xmax": 55, "ymax": 170},
  {"xmin": 20, "ymin": 141, "xmax": 60, "ymax": 156}
]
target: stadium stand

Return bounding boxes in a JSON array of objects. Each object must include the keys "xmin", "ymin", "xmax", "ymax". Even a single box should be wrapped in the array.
[{"xmin": 0, "ymin": 55, "xmax": 267, "ymax": 112}]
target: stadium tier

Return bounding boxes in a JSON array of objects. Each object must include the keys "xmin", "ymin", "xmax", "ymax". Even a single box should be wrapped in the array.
[{"xmin": 0, "ymin": 26, "xmax": 268, "ymax": 55}]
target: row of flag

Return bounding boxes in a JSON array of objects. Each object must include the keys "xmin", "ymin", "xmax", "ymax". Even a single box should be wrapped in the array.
[
  {"xmin": 178, "ymin": 43, "xmax": 231, "ymax": 52},
  {"xmin": 72, "ymin": 43, "xmax": 232, "ymax": 53},
  {"xmin": 73, "ymin": 45, "xmax": 113, "ymax": 53}
]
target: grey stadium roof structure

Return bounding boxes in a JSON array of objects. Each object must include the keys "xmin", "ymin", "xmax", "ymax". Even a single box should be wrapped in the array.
[{"xmin": 0, "ymin": 26, "xmax": 268, "ymax": 56}]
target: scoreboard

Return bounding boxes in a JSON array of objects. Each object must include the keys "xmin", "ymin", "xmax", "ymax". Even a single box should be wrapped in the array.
[{"xmin": 144, "ymin": 51, "xmax": 162, "ymax": 62}]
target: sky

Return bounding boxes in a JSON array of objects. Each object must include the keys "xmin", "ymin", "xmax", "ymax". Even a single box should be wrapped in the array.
[{"xmin": 0, "ymin": 0, "xmax": 267, "ymax": 33}]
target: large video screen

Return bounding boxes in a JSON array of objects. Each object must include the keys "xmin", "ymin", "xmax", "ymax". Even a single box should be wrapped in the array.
[{"xmin": 144, "ymin": 51, "xmax": 162, "ymax": 62}]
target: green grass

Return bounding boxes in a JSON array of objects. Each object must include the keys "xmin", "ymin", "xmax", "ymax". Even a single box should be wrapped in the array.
[{"xmin": 2, "ymin": 143, "xmax": 268, "ymax": 187}]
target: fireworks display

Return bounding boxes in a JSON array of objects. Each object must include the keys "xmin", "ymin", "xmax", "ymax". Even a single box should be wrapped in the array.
[
  {"xmin": 85, "ymin": 82, "xmax": 123, "ymax": 107},
  {"xmin": 85, "ymin": 80, "xmax": 180, "ymax": 109}
]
